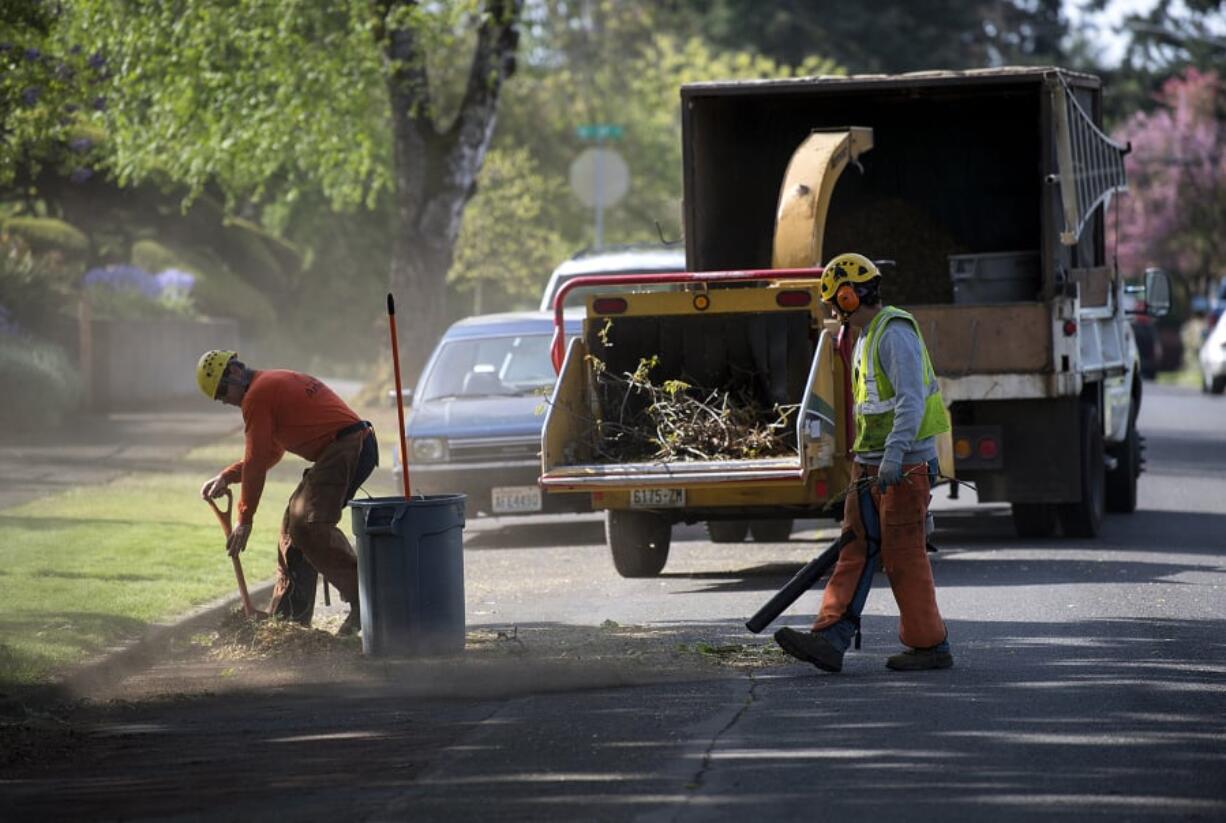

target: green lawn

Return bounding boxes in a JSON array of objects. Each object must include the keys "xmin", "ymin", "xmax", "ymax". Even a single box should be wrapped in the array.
[
  {"xmin": 0, "ymin": 468, "xmax": 303, "ymax": 687},
  {"xmin": 0, "ymin": 404, "xmax": 397, "ymax": 688}
]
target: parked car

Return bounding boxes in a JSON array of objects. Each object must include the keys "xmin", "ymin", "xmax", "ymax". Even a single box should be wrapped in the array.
[
  {"xmin": 400, "ymin": 311, "xmax": 587, "ymax": 517},
  {"xmin": 1208, "ymin": 277, "xmax": 1226, "ymax": 338},
  {"xmin": 539, "ymin": 244, "xmax": 686, "ymax": 311},
  {"xmin": 1199, "ymin": 311, "xmax": 1226, "ymax": 395}
]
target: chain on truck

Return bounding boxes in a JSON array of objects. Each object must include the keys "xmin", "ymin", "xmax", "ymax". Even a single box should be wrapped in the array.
[{"xmin": 540, "ymin": 67, "xmax": 1170, "ymax": 578}]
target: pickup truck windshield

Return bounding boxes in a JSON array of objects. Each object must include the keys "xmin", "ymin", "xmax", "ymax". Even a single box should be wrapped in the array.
[{"xmin": 420, "ymin": 333, "xmax": 555, "ymax": 401}]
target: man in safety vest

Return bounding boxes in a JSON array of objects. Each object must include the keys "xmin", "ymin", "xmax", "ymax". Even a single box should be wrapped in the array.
[
  {"xmin": 195, "ymin": 350, "xmax": 378, "ymax": 635},
  {"xmin": 775, "ymin": 253, "xmax": 954, "ymax": 672}
]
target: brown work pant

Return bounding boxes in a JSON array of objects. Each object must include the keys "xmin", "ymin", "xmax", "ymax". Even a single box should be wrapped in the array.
[
  {"xmin": 268, "ymin": 432, "xmax": 363, "ymax": 621},
  {"xmin": 813, "ymin": 462, "xmax": 947, "ymax": 649}
]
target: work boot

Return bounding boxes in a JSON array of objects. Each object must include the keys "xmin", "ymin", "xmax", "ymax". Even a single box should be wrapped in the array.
[
  {"xmin": 337, "ymin": 603, "xmax": 361, "ymax": 637},
  {"xmin": 774, "ymin": 627, "xmax": 844, "ymax": 673},
  {"xmin": 885, "ymin": 645, "xmax": 953, "ymax": 671}
]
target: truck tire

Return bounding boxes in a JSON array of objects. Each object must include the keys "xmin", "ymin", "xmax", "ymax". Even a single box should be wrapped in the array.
[
  {"xmin": 1212, "ymin": 375, "xmax": 1226, "ymax": 395},
  {"xmin": 606, "ymin": 510, "xmax": 671, "ymax": 577},
  {"xmin": 1105, "ymin": 420, "xmax": 1140, "ymax": 514},
  {"xmin": 1057, "ymin": 401, "xmax": 1106, "ymax": 538},
  {"xmin": 749, "ymin": 519, "xmax": 794, "ymax": 542},
  {"xmin": 1011, "ymin": 503, "xmax": 1057, "ymax": 538},
  {"xmin": 706, "ymin": 521, "xmax": 750, "ymax": 543}
]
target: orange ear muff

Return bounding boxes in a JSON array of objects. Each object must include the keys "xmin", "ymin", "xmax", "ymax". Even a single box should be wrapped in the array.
[{"xmin": 835, "ymin": 283, "xmax": 860, "ymax": 314}]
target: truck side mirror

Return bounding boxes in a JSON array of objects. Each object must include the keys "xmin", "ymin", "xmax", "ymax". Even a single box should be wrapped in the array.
[{"xmin": 1144, "ymin": 268, "xmax": 1172, "ymax": 318}]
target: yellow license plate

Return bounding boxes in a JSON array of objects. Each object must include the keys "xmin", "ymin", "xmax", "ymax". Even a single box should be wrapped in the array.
[{"xmin": 630, "ymin": 488, "xmax": 685, "ymax": 508}]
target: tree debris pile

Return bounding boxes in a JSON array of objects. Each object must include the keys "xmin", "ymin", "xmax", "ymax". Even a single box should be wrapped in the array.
[{"xmin": 586, "ymin": 355, "xmax": 799, "ymax": 463}]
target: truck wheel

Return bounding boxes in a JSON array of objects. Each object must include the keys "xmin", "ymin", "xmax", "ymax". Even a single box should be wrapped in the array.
[
  {"xmin": 1011, "ymin": 503, "xmax": 1057, "ymax": 538},
  {"xmin": 1105, "ymin": 420, "xmax": 1140, "ymax": 514},
  {"xmin": 1057, "ymin": 401, "xmax": 1105, "ymax": 538},
  {"xmin": 706, "ymin": 521, "xmax": 749, "ymax": 543},
  {"xmin": 1212, "ymin": 375, "xmax": 1226, "ymax": 395},
  {"xmin": 606, "ymin": 511, "xmax": 671, "ymax": 578},
  {"xmin": 749, "ymin": 519, "xmax": 794, "ymax": 542}
]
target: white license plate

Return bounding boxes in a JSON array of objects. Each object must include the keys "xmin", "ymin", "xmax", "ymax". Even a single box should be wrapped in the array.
[
  {"xmin": 491, "ymin": 485, "xmax": 542, "ymax": 514},
  {"xmin": 630, "ymin": 488, "xmax": 686, "ymax": 508}
]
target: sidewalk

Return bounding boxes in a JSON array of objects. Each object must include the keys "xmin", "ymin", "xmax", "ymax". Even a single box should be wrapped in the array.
[{"xmin": 0, "ymin": 405, "xmax": 241, "ymax": 511}]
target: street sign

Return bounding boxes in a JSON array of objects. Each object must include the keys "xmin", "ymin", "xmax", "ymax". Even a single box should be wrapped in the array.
[
  {"xmin": 569, "ymin": 147, "xmax": 629, "ymax": 209},
  {"xmin": 575, "ymin": 123, "xmax": 624, "ymax": 141},
  {"xmin": 569, "ymin": 146, "xmax": 630, "ymax": 250}
]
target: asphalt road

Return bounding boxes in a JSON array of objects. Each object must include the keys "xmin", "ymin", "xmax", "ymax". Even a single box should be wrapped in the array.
[{"xmin": 4, "ymin": 384, "xmax": 1224, "ymax": 821}]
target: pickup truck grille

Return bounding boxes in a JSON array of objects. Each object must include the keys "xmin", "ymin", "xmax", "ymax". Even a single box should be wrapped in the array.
[{"xmin": 447, "ymin": 436, "xmax": 540, "ymax": 463}]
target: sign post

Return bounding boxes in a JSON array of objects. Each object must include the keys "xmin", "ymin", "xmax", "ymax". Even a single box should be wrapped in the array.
[{"xmin": 571, "ymin": 124, "xmax": 628, "ymax": 250}]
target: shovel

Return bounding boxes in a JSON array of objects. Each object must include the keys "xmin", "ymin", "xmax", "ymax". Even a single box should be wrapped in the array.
[{"xmin": 205, "ymin": 489, "xmax": 266, "ymax": 619}]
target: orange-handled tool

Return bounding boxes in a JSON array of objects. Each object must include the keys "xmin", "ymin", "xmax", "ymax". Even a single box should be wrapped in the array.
[
  {"xmin": 388, "ymin": 293, "xmax": 412, "ymax": 499},
  {"xmin": 205, "ymin": 489, "xmax": 264, "ymax": 618}
]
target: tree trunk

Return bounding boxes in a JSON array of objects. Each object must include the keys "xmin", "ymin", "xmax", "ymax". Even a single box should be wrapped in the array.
[{"xmin": 381, "ymin": 0, "xmax": 522, "ymax": 383}]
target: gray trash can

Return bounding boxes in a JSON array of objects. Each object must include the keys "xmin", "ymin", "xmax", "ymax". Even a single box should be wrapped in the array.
[{"xmin": 349, "ymin": 494, "xmax": 466, "ymax": 657}]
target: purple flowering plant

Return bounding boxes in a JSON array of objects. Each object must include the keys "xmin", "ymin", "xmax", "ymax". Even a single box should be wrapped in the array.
[
  {"xmin": 82, "ymin": 264, "xmax": 198, "ymax": 318},
  {"xmin": 154, "ymin": 268, "xmax": 196, "ymax": 296},
  {"xmin": 83, "ymin": 265, "xmax": 161, "ymax": 298}
]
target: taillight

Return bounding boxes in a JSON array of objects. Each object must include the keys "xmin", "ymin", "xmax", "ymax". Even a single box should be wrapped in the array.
[
  {"xmin": 592, "ymin": 297, "xmax": 628, "ymax": 314},
  {"xmin": 1063, "ymin": 320, "xmax": 1078, "ymax": 336},
  {"xmin": 976, "ymin": 437, "xmax": 999, "ymax": 460},
  {"xmin": 954, "ymin": 438, "xmax": 973, "ymax": 460},
  {"xmin": 776, "ymin": 290, "xmax": 812, "ymax": 308}
]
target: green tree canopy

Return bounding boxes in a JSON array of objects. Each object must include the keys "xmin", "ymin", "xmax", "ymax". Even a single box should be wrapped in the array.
[{"xmin": 669, "ymin": 0, "xmax": 1068, "ymax": 73}]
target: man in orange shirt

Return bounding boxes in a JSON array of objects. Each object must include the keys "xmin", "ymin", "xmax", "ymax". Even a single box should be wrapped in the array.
[{"xmin": 196, "ymin": 350, "xmax": 378, "ymax": 634}]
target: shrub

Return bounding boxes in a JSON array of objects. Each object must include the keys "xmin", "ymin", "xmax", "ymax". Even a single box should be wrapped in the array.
[
  {"xmin": 130, "ymin": 239, "xmax": 179, "ymax": 274},
  {"xmin": 0, "ymin": 335, "xmax": 82, "ymax": 430},
  {"xmin": 0, "ymin": 233, "xmax": 83, "ymax": 335},
  {"xmin": 1, "ymin": 217, "xmax": 90, "ymax": 257}
]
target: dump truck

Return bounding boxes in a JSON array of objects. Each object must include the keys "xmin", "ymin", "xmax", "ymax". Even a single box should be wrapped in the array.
[{"xmin": 541, "ymin": 67, "xmax": 1167, "ymax": 577}]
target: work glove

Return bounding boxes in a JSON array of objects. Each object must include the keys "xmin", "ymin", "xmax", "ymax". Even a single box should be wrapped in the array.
[
  {"xmin": 200, "ymin": 474, "xmax": 228, "ymax": 500},
  {"xmin": 877, "ymin": 459, "xmax": 904, "ymax": 491},
  {"xmin": 226, "ymin": 522, "xmax": 251, "ymax": 558}
]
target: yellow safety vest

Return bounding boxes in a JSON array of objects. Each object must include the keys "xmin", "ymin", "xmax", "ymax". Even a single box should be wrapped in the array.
[{"xmin": 852, "ymin": 306, "xmax": 951, "ymax": 454}]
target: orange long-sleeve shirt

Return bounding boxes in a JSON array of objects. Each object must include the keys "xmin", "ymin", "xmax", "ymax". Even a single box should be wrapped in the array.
[{"xmin": 220, "ymin": 370, "xmax": 360, "ymax": 524}]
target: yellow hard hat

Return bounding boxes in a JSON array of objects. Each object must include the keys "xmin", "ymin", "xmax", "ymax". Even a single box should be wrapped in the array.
[
  {"xmin": 196, "ymin": 350, "xmax": 237, "ymax": 399},
  {"xmin": 819, "ymin": 253, "xmax": 880, "ymax": 303}
]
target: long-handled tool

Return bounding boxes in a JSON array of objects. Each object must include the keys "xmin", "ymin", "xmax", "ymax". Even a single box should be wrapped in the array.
[
  {"xmin": 745, "ymin": 529, "xmax": 856, "ymax": 634},
  {"xmin": 205, "ymin": 489, "xmax": 265, "ymax": 619},
  {"xmin": 387, "ymin": 292, "xmax": 412, "ymax": 499}
]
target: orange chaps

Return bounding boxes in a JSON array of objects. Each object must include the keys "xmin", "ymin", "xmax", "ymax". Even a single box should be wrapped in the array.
[{"xmin": 813, "ymin": 462, "xmax": 947, "ymax": 649}]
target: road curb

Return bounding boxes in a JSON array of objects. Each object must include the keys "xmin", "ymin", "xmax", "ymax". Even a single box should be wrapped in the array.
[{"xmin": 58, "ymin": 580, "xmax": 276, "ymax": 699}]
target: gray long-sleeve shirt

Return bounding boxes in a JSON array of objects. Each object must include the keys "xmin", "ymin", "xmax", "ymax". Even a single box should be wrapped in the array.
[{"xmin": 853, "ymin": 316, "xmax": 939, "ymax": 468}]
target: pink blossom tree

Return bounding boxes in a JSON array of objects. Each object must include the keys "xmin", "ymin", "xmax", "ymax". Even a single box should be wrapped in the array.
[{"xmin": 1110, "ymin": 68, "xmax": 1226, "ymax": 296}]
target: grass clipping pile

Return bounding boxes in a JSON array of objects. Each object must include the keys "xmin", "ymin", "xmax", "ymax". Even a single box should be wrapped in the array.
[
  {"xmin": 206, "ymin": 610, "xmax": 358, "ymax": 661},
  {"xmin": 200, "ymin": 611, "xmax": 786, "ymax": 674},
  {"xmin": 467, "ymin": 622, "xmax": 789, "ymax": 674},
  {"xmin": 588, "ymin": 355, "xmax": 798, "ymax": 463}
]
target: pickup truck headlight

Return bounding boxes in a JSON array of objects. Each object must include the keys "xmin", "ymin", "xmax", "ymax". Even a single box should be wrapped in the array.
[{"xmin": 409, "ymin": 437, "xmax": 447, "ymax": 463}]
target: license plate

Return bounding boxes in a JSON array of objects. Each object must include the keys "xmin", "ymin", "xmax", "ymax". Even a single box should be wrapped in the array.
[
  {"xmin": 491, "ymin": 485, "xmax": 542, "ymax": 514},
  {"xmin": 630, "ymin": 488, "xmax": 685, "ymax": 508}
]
